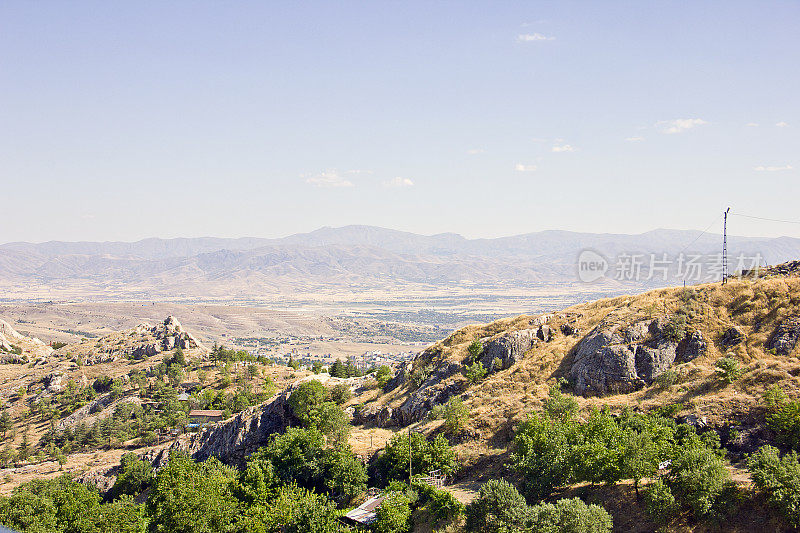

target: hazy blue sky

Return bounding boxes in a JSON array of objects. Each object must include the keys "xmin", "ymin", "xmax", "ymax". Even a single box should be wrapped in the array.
[{"xmin": 2, "ymin": 1, "xmax": 798, "ymax": 243}]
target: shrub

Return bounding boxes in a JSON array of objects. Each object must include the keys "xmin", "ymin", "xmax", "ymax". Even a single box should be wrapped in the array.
[
  {"xmin": 465, "ymin": 479, "xmax": 531, "ymax": 532},
  {"xmin": 442, "ymin": 397, "xmax": 469, "ymax": 436},
  {"xmin": 643, "ymin": 478, "xmax": 677, "ymax": 524},
  {"xmin": 375, "ymin": 365, "xmax": 393, "ymax": 388},
  {"xmin": 329, "ymin": 383, "xmax": 352, "ymax": 405},
  {"xmin": 668, "ymin": 437, "xmax": 733, "ymax": 518},
  {"xmin": 528, "ymin": 497, "xmax": 613, "ymax": 533},
  {"xmin": 374, "ymin": 491, "xmax": 411, "ymax": 533},
  {"xmin": 748, "ymin": 445, "xmax": 800, "ymax": 528},
  {"xmin": 663, "ymin": 314, "xmax": 687, "ymax": 342},
  {"xmin": 542, "ymin": 386, "xmax": 578, "ymax": 422},
  {"xmin": 465, "ymin": 361, "xmax": 486, "ymax": 384},
  {"xmin": 466, "ymin": 340, "xmax": 484, "ymax": 364},
  {"xmin": 411, "ymin": 364, "xmax": 433, "ymax": 388},
  {"xmin": 655, "ymin": 369, "xmax": 678, "ymax": 389},
  {"xmin": 715, "ymin": 356, "xmax": 742, "ymax": 384},
  {"xmin": 428, "ymin": 487, "xmax": 465, "ymax": 521}
]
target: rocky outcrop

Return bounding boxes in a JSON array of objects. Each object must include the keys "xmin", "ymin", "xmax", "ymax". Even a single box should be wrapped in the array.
[
  {"xmin": 721, "ymin": 326, "xmax": 745, "ymax": 347},
  {"xmin": 132, "ymin": 343, "xmax": 160, "ymax": 360},
  {"xmin": 570, "ymin": 317, "xmax": 691, "ymax": 396},
  {"xmin": 768, "ymin": 316, "xmax": 800, "ymax": 356},
  {"xmin": 393, "ymin": 361, "xmax": 463, "ymax": 426},
  {"xmin": 354, "ymin": 404, "xmax": 394, "ymax": 428},
  {"xmin": 180, "ymin": 389, "xmax": 295, "ymax": 467},
  {"xmin": 479, "ymin": 328, "xmax": 539, "ymax": 371},
  {"xmin": 678, "ymin": 330, "xmax": 707, "ymax": 362},
  {"xmin": 383, "ymin": 362, "xmax": 410, "ymax": 393},
  {"xmin": 154, "ymin": 316, "xmax": 203, "ymax": 350},
  {"xmin": 43, "ymin": 372, "xmax": 64, "ymax": 393}
]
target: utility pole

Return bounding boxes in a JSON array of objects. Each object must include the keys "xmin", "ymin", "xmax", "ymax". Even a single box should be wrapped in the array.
[{"xmin": 722, "ymin": 207, "xmax": 730, "ymax": 285}]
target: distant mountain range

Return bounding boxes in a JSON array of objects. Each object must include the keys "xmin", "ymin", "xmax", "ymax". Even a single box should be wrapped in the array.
[{"xmin": 1, "ymin": 226, "xmax": 798, "ymax": 302}]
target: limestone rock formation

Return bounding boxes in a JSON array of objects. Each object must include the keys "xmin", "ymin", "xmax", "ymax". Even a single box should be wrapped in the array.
[
  {"xmin": 354, "ymin": 404, "xmax": 394, "ymax": 428},
  {"xmin": 392, "ymin": 361, "xmax": 463, "ymax": 426},
  {"xmin": 43, "ymin": 372, "xmax": 64, "ymax": 394},
  {"xmin": 479, "ymin": 328, "xmax": 538, "ymax": 371},
  {"xmin": 179, "ymin": 389, "xmax": 295, "ymax": 467},
  {"xmin": 768, "ymin": 316, "xmax": 800, "ymax": 356},
  {"xmin": 570, "ymin": 317, "xmax": 689, "ymax": 396},
  {"xmin": 679, "ymin": 330, "xmax": 707, "ymax": 361}
]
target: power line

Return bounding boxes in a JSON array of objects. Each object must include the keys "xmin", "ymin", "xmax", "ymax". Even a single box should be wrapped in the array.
[
  {"xmin": 676, "ymin": 213, "xmax": 723, "ymax": 257},
  {"xmin": 731, "ymin": 213, "xmax": 800, "ymax": 225}
]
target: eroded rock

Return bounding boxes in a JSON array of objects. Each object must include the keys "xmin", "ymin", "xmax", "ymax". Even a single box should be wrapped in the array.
[{"xmin": 768, "ymin": 316, "xmax": 800, "ymax": 356}]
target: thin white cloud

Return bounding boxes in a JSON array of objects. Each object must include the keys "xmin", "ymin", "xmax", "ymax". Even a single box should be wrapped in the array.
[
  {"xmin": 746, "ymin": 122, "xmax": 759, "ymax": 127},
  {"xmin": 384, "ymin": 177, "xmax": 414, "ymax": 188},
  {"xmin": 754, "ymin": 164, "xmax": 793, "ymax": 172},
  {"xmin": 515, "ymin": 164, "xmax": 537, "ymax": 172},
  {"xmin": 625, "ymin": 136, "xmax": 644, "ymax": 142},
  {"xmin": 304, "ymin": 170, "xmax": 354, "ymax": 188},
  {"xmin": 551, "ymin": 144, "xmax": 575, "ymax": 152},
  {"xmin": 657, "ymin": 118, "xmax": 708, "ymax": 134},
  {"xmin": 517, "ymin": 33, "xmax": 555, "ymax": 42},
  {"xmin": 467, "ymin": 148, "xmax": 485, "ymax": 155},
  {"xmin": 776, "ymin": 121, "xmax": 790, "ymax": 127}
]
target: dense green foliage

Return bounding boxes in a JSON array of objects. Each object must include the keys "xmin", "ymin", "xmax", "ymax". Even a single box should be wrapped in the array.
[
  {"xmin": 715, "ymin": 356, "xmax": 742, "ymax": 384},
  {"xmin": 0, "ymin": 475, "xmax": 145, "ymax": 533},
  {"xmin": 512, "ymin": 405, "xmax": 735, "ymax": 520},
  {"xmin": 464, "ymin": 361, "xmax": 486, "ymax": 384},
  {"xmin": 110, "ymin": 452, "xmax": 154, "ymax": 500},
  {"xmin": 465, "ymin": 480, "xmax": 612, "ymax": 533},
  {"xmin": 373, "ymin": 491, "xmax": 411, "ymax": 533},
  {"xmin": 748, "ymin": 445, "xmax": 800, "ymax": 527},
  {"xmin": 374, "ymin": 432, "xmax": 457, "ymax": 485}
]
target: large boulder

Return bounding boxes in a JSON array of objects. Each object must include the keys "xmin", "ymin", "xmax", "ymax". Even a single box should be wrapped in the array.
[
  {"xmin": 570, "ymin": 317, "xmax": 682, "ymax": 396},
  {"xmin": 43, "ymin": 372, "xmax": 65, "ymax": 393},
  {"xmin": 768, "ymin": 316, "xmax": 800, "ymax": 356},
  {"xmin": 678, "ymin": 330, "xmax": 707, "ymax": 361},
  {"xmin": 353, "ymin": 404, "xmax": 394, "ymax": 428},
  {"xmin": 132, "ymin": 343, "xmax": 160, "ymax": 359},
  {"xmin": 479, "ymin": 329, "xmax": 538, "ymax": 371}
]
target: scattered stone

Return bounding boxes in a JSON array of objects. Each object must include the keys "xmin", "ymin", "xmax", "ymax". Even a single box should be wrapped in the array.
[
  {"xmin": 43, "ymin": 372, "xmax": 64, "ymax": 393},
  {"xmin": 479, "ymin": 329, "xmax": 538, "ymax": 372}
]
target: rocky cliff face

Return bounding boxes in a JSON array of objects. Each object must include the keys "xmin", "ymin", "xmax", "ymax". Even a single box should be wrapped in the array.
[
  {"xmin": 0, "ymin": 318, "xmax": 53, "ymax": 363},
  {"xmin": 177, "ymin": 389, "xmax": 295, "ymax": 467},
  {"xmin": 570, "ymin": 317, "xmax": 706, "ymax": 396},
  {"xmin": 768, "ymin": 315, "xmax": 800, "ymax": 356}
]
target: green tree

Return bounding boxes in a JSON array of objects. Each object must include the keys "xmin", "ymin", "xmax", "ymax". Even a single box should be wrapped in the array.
[
  {"xmin": 0, "ymin": 410, "xmax": 11, "ymax": 440},
  {"xmin": 375, "ymin": 365, "xmax": 393, "ymax": 388},
  {"xmin": 373, "ymin": 491, "xmax": 411, "ymax": 533},
  {"xmin": 715, "ymin": 356, "xmax": 742, "ymax": 384},
  {"xmin": 465, "ymin": 361, "xmax": 486, "ymax": 384},
  {"xmin": 465, "ymin": 479, "xmax": 531, "ymax": 532},
  {"xmin": 466, "ymin": 340, "xmax": 484, "ymax": 364},
  {"xmin": 442, "ymin": 397, "xmax": 469, "ymax": 436},
  {"xmin": 542, "ymin": 386, "xmax": 578, "ymax": 422},
  {"xmin": 527, "ymin": 497, "xmax": 613, "ymax": 533},
  {"xmin": 376, "ymin": 432, "xmax": 457, "ymax": 483},
  {"xmin": 147, "ymin": 453, "xmax": 241, "ymax": 533},
  {"xmin": 329, "ymin": 360, "xmax": 346, "ymax": 378},
  {"xmin": 748, "ymin": 445, "xmax": 800, "ymax": 528},
  {"xmin": 110, "ymin": 452, "xmax": 154, "ymax": 500},
  {"xmin": 288, "ymin": 381, "xmax": 329, "ymax": 427},
  {"xmin": 329, "ymin": 383, "xmax": 352, "ymax": 405}
]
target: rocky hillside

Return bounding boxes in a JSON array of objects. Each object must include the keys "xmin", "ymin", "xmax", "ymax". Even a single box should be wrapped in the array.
[
  {"xmin": 0, "ymin": 319, "xmax": 53, "ymax": 364},
  {"xmin": 354, "ymin": 263, "xmax": 800, "ymax": 468}
]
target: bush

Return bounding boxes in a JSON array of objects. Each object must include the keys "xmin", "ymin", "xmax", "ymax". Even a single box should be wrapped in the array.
[
  {"xmin": 375, "ymin": 365, "xmax": 393, "ymax": 388},
  {"xmin": 663, "ymin": 314, "xmax": 687, "ymax": 342},
  {"xmin": 668, "ymin": 437, "xmax": 733, "ymax": 518},
  {"xmin": 542, "ymin": 386, "xmax": 578, "ymax": 422},
  {"xmin": 411, "ymin": 364, "xmax": 433, "ymax": 388},
  {"xmin": 428, "ymin": 487, "xmax": 465, "ymax": 521},
  {"xmin": 329, "ymin": 383, "xmax": 352, "ymax": 405},
  {"xmin": 374, "ymin": 491, "xmax": 411, "ymax": 533},
  {"xmin": 465, "ymin": 479, "xmax": 530, "ymax": 532},
  {"xmin": 528, "ymin": 497, "xmax": 613, "ymax": 533},
  {"xmin": 715, "ymin": 356, "xmax": 742, "ymax": 384},
  {"xmin": 643, "ymin": 478, "xmax": 677, "ymax": 524},
  {"xmin": 765, "ymin": 398, "xmax": 800, "ymax": 451},
  {"xmin": 748, "ymin": 445, "xmax": 800, "ymax": 528},
  {"xmin": 655, "ymin": 369, "xmax": 678, "ymax": 389},
  {"xmin": 375, "ymin": 432, "xmax": 457, "ymax": 484},
  {"xmin": 465, "ymin": 361, "xmax": 486, "ymax": 384},
  {"xmin": 442, "ymin": 397, "xmax": 469, "ymax": 436},
  {"xmin": 466, "ymin": 340, "xmax": 484, "ymax": 364}
]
